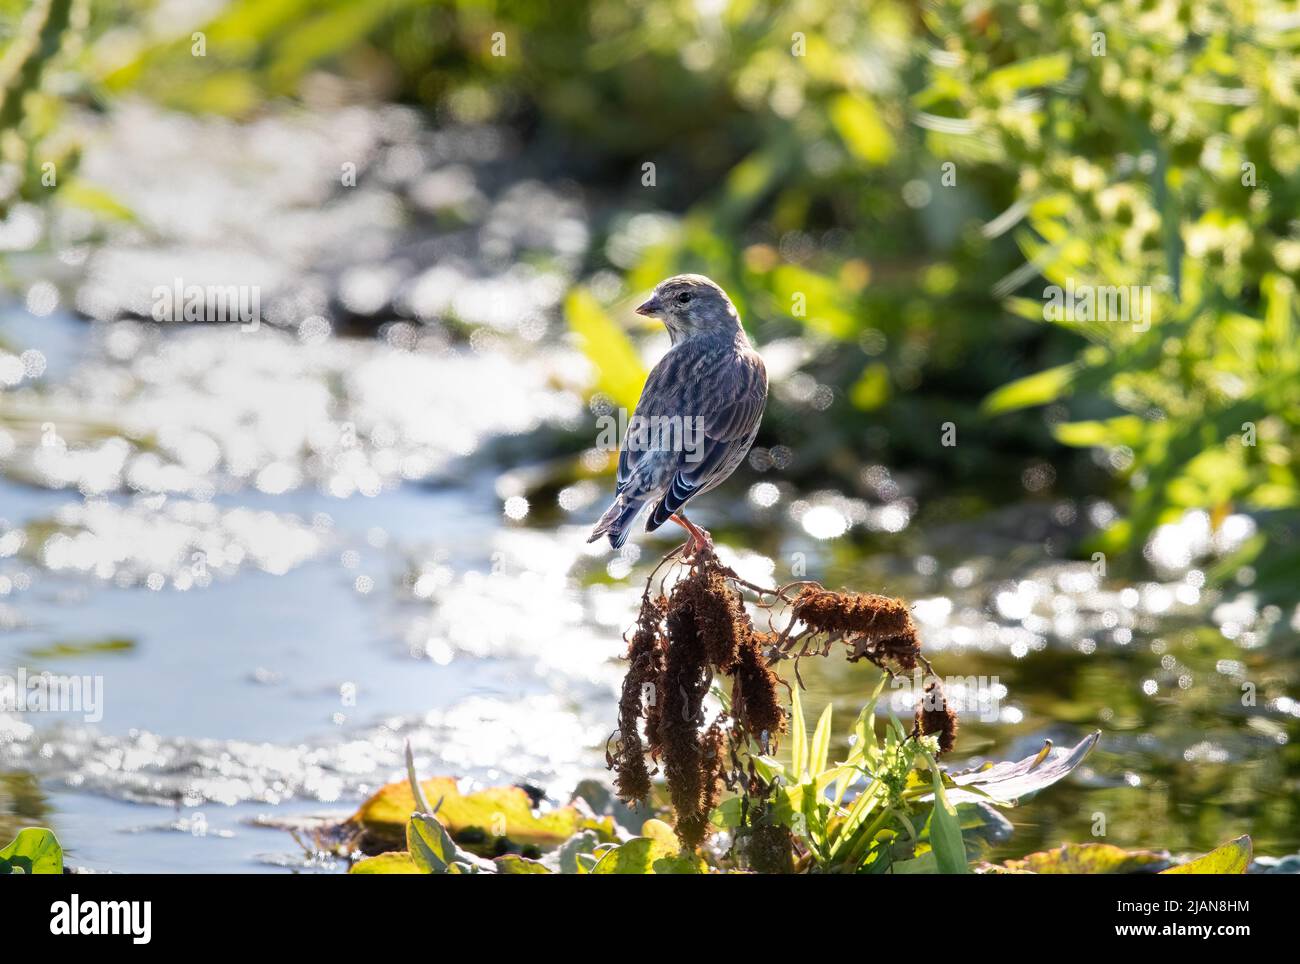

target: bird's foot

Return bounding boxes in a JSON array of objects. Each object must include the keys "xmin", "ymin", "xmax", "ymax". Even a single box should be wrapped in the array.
[
  {"xmin": 671, "ymin": 513, "xmax": 713, "ymax": 560},
  {"xmin": 687, "ymin": 528, "xmax": 715, "ymax": 560}
]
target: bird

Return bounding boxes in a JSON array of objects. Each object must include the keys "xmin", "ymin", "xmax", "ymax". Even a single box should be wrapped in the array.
[{"xmin": 588, "ymin": 274, "xmax": 767, "ymax": 556}]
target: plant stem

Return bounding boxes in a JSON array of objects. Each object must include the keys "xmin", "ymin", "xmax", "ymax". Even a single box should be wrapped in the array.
[{"xmin": 840, "ymin": 806, "xmax": 894, "ymax": 871}]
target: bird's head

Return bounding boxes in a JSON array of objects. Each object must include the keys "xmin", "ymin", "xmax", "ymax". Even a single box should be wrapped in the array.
[{"xmin": 635, "ymin": 274, "xmax": 740, "ymax": 342}]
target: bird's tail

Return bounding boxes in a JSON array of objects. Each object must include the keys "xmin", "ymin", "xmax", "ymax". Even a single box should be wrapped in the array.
[{"xmin": 587, "ymin": 496, "xmax": 644, "ymax": 550}]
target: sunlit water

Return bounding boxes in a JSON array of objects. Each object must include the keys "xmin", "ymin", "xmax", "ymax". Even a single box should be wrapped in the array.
[{"xmin": 0, "ymin": 103, "xmax": 1297, "ymax": 872}]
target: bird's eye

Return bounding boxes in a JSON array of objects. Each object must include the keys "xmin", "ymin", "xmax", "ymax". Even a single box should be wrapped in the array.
[{"xmin": 676, "ymin": 292, "xmax": 692, "ymax": 304}]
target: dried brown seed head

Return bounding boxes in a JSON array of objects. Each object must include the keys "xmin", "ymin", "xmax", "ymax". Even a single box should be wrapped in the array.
[{"xmin": 914, "ymin": 679, "xmax": 959, "ymax": 755}]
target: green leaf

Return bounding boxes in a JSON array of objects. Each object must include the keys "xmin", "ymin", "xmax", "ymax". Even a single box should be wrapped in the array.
[
  {"xmin": 23, "ymin": 636, "xmax": 135, "ymax": 659},
  {"xmin": 588, "ymin": 837, "xmax": 659, "ymax": 874},
  {"xmin": 956, "ymin": 800, "xmax": 1015, "ymax": 844},
  {"xmin": 590, "ymin": 819, "xmax": 706, "ymax": 874},
  {"xmin": 1161, "ymin": 836, "xmax": 1252, "ymax": 875},
  {"xmin": 809, "ymin": 702, "xmax": 834, "ymax": 777},
  {"xmin": 849, "ymin": 363, "xmax": 890, "ymax": 411},
  {"xmin": 829, "ymin": 92, "xmax": 895, "ymax": 165},
  {"xmin": 889, "ymin": 850, "xmax": 939, "ymax": 874},
  {"xmin": 1053, "ymin": 415, "xmax": 1147, "ymax": 448},
  {"xmin": 771, "ymin": 265, "xmax": 859, "ymax": 339},
  {"xmin": 888, "ymin": 714, "xmax": 910, "ymax": 744},
  {"xmin": 556, "ymin": 829, "xmax": 603, "ymax": 874},
  {"xmin": 924, "ymin": 756, "xmax": 968, "ymax": 874},
  {"xmin": 0, "ymin": 827, "xmax": 63, "ymax": 874},
  {"xmin": 404, "ymin": 740, "xmax": 432, "ymax": 815},
  {"xmin": 267, "ymin": 0, "xmax": 417, "ymax": 92},
  {"xmin": 59, "ymin": 179, "xmax": 136, "ymax": 222},
  {"xmin": 752, "ymin": 755, "xmax": 785, "ymax": 782},
  {"xmin": 982, "ymin": 362, "xmax": 1079, "ymax": 414},
  {"xmin": 834, "ymin": 779, "xmax": 882, "ymax": 859},
  {"xmin": 984, "ymin": 53, "xmax": 1071, "ymax": 96},
  {"xmin": 835, "ymin": 706, "xmax": 877, "ymax": 807},
  {"xmin": 493, "ymin": 854, "xmax": 552, "ymax": 874},
  {"xmin": 406, "ymin": 812, "xmax": 456, "ymax": 873},
  {"xmin": 709, "ymin": 796, "xmax": 744, "ymax": 830},
  {"xmin": 799, "ymin": 770, "xmax": 824, "ymax": 857},
  {"xmin": 1262, "ymin": 274, "xmax": 1294, "ymax": 366},
  {"xmin": 0, "ymin": 0, "xmax": 75, "ymax": 134},
  {"xmin": 406, "ymin": 812, "xmax": 494, "ymax": 874}
]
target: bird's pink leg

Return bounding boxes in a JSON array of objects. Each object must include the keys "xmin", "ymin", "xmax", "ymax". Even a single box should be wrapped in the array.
[{"xmin": 670, "ymin": 513, "xmax": 713, "ymax": 557}]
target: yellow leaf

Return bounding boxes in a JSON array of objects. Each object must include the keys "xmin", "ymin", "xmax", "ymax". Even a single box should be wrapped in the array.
[
  {"xmin": 350, "ymin": 775, "xmax": 609, "ymax": 853},
  {"xmin": 830, "ymin": 93, "xmax": 895, "ymax": 166},
  {"xmin": 565, "ymin": 287, "xmax": 647, "ymax": 412},
  {"xmin": 849, "ymin": 363, "xmax": 890, "ymax": 411},
  {"xmin": 1002, "ymin": 842, "xmax": 1167, "ymax": 874},
  {"xmin": 985, "ymin": 53, "xmax": 1071, "ymax": 96},
  {"xmin": 982, "ymin": 363, "xmax": 1079, "ymax": 414},
  {"xmin": 589, "ymin": 819, "xmax": 707, "ymax": 874},
  {"xmin": 1161, "ymin": 835, "xmax": 1252, "ymax": 875},
  {"xmin": 349, "ymin": 851, "xmax": 422, "ymax": 874}
]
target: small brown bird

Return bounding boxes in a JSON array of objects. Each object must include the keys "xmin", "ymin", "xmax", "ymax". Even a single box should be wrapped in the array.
[{"xmin": 589, "ymin": 274, "xmax": 767, "ymax": 554}]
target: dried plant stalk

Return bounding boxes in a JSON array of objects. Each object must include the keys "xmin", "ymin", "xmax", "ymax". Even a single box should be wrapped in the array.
[{"xmin": 608, "ymin": 545, "xmax": 950, "ymax": 850}]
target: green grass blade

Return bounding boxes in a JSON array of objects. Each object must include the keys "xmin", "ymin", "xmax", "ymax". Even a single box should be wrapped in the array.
[{"xmin": 809, "ymin": 702, "xmax": 833, "ymax": 777}]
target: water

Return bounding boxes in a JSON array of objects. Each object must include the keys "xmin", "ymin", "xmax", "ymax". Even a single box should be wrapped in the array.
[
  {"xmin": 0, "ymin": 311, "xmax": 623, "ymax": 871},
  {"xmin": 1, "ymin": 103, "xmax": 1297, "ymax": 872}
]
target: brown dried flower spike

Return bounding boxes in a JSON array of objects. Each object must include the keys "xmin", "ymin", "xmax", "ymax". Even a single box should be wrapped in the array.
[
  {"xmin": 790, "ymin": 586, "xmax": 923, "ymax": 673},
  {"xmin": 609, "ymin": 546, "xmax": 780, "ymax": 848},
  {"xmin": 914, "ymin": 679, "xmax": 959, "ymax": 755},
  {"xmin": 608, "ymin": 545, "xmax": 950, "ymax": 850}
]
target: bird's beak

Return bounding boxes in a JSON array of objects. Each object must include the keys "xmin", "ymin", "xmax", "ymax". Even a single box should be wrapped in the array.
[{"xmin": 634, "ymin": 295, "xmax": 661, "ymax": 318}]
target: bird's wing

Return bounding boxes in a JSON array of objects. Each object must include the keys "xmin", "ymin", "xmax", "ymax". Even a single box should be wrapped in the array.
[
  {"xmin": 615, "ymin": 351, "xmax": 676, "ymax": 490},
  {"xmin": 645, "ymin": 349, "xmax": 767, "ymax": 531},
  {"xmin": 615, "ymin": 343, "xmax": 707, "ymax": 491}
]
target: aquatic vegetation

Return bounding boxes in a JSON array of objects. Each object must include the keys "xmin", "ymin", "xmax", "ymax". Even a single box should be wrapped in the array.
[
  {"xmin": 344, "ymin": 768, "xmax": 616, "ymax": 857},
  {"xmin": 607, "ymin": 548, "xmax": 789, "ymax": 848},
  {"xmin": 0, "ymin": 826, "xmax": 62, "ymax": 873},
  {"xmin": 335, "ymin": 549, "xmax": 1105, "ymax": 874},
  {"xmin": 1161, "ymin": 836, "xmax": 1254, "ymax": 875},
  {"xmin": 335, "ymin": 715, "xmax": 1249, "ymax": 874},
  {"xmin": 607, "ymin": 546, "xmax": 956, "ymax": 854},
  {"xmin": 991, "ymin": 834, "xmax": 1253, "ymax": 875},
  {"xmin": 347, "ymin": 744, "xmax": 625, "ymax": 875}
]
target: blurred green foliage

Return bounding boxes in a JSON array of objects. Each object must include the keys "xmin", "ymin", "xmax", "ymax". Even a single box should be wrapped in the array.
[
  {"xmin": 7, "ymin": 0, "xmax": 1300, "ymax": 596},
  {"xmin": 0, "ymin": 0, "xmax": 77, "ymax": 216},
  {"xmin": 945, "ymin": 0, "xmax": 1300, "ymax": 602},
  {"xmin": 935, "ymin": 0, "xmax": 1300, "ymax": 602}
]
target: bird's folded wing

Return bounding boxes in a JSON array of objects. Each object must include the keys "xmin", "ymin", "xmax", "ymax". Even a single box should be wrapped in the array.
[
  {"xmin": 616, "ymin": 350, "xmax": 685, "ymax": 488},
  {"xmin": 616, "ymin": 346, "xmax": 765, "ymax": 503},
  {"xmin": 646, "ymin": 355, "xmax": 767, "ymax": 528}
]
